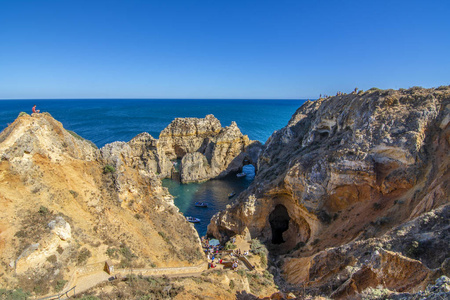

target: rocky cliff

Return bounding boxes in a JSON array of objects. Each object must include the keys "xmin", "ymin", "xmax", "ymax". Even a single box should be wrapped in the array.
[
  {"xmin": 0, "ymin": 113, "xmax": 204, "ymax": 295},
  {"xmin": 159, "ymin": 114, "xmax": 261, "ymax": 183},
  {"xmin": 208, "ymin": 87, "xmax": 450, "ymax": 297}
]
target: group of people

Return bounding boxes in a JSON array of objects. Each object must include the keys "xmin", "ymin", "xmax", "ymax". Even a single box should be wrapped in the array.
[
  {"xmin": 230, "ymin": 248, "xmax": 248, "ymax": 257},
  {"xmin": 203, "ymin": 236, "xmax": 244, "ymax": 271}
]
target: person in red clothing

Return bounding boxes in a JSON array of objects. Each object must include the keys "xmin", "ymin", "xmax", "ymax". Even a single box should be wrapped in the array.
[{"xmin": 32, "ymin": 105, "xmax": 40, "ymax": 114}]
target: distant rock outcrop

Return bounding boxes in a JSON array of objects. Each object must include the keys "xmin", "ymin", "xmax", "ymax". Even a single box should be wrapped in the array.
[
  {"xmin": 208, "ymin": 86, "xmax": 450, "ymax": 297},
  {"xmin": 159, "ymin": 114, "xmax": 262, "ymax": 183}
]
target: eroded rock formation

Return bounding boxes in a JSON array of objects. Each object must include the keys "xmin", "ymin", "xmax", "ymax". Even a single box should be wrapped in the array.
[
  {"xmin": 0, "ymin": 113, "xmax": 204, "ymax": 294},
  {"xmin": 208, "ymin": 86, "xmax": 450, "ymax": 297},
  {"xmin": 159, "ymin": 114, "xmax": 261, "ymax": 183}
]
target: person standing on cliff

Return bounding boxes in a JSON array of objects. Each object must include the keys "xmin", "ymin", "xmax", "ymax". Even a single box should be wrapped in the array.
[{"xmin": 32, "ymin": 105, "xmax": 40, "ymax": 114}]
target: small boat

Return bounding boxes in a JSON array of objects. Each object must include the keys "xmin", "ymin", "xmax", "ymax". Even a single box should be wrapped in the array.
[
  {"xmin": 236, "ymin": 172, "xmax": 246, "ymax": 178},
  {"xmin": 195, "ymin": 202, "xmax": 208, "ymax": 208},
  {"xmin": 186, "ymin": 216, "xmax": 200, "ymax": 223},
  {"xmin": 228, "ymin": 191, "xmax": 236, "ymax": 198}
]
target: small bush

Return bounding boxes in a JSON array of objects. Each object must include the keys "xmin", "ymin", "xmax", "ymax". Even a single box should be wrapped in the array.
[
  {"xmin": 79, "ymin": 296, "xmax": 100, "ymax": 300},
  {"xmin": 158, "ymin": 231, "xmax": 170, "ymax": 243},
  {"xmin": 250, "ymin": 239, "xmax": 266, "ymax": 256},
  {"xmin": 67, "ymin": 130, "xmax": 98, "ymax": 149},
  {"xmin": 103, "ymin": 165, "xmax": 116, "ymax": 174},
  {"xmin": 224, "ymin": 240, "xmax": 237, "ymax": 250},
  {"xmin": 47, "ymin": 255, "xmax": 57, "ymax": 264},
  {"xmin": 38, "ymin": 205, "xmax": 49, "ymax": 215},
  {"xmin": 0, "ymin": 288, "xmax": 30, "ymax": 299},
  {"xmin": 106, "ymin": 248, "xmax": 119, "ymax": 259},
  {"xmin": 77, "ymin": 248, "xmax": 92, "ymax": 265},
  {"xmin": 229, "ymin": 279, "xmax": 235, "ymax": 289},
  {"xmin": 18, "ymin": 112, "xmax": 28, "ymax": 117},
  {"xmin": 260, "ymin": 252, "xmax": 267, "ymax": 267},
  {"xmin": 69, "ymin": 190, "xmax": 78, "ymax": 198},
  {"xmin": 54, "ymin": 279, "xmax": 68, "ymax": 292}
]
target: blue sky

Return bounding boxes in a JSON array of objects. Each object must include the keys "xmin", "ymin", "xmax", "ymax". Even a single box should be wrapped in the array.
[{"xmin": 0, "ymin": 0, "xmax": 449, "ymax": 99}]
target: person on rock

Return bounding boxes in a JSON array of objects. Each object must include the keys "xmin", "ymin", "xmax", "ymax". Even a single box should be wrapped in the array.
[{"xmin": 32, "ymin": 105, "xmax": 40, "ymax": 114}]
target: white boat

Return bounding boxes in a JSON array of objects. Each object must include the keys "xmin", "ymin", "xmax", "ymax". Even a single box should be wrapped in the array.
[
  {"xmin": 236, "ymin": 172, "xmax": 246, "ymax": 178},
  {"xmin": 186, "ymin": 216, "xmax": 200, "ymax": 223}
]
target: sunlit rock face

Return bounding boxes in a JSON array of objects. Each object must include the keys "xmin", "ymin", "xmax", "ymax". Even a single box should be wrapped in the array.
[
  {"xmin": 208, "ymin": 86, "xmax": 450, "ymax": 296},
  {"xmin": 158, "ymin": 114, "xmax": 262, "ymax": 183},
  {"xmin": 0, "ymin": 113, "xmax": 204, "ymax": 294}
]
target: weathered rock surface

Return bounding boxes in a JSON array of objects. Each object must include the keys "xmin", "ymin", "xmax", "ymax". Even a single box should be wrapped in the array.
[
  {"xmin": 0, "ymin": 113, "xmax": 204, "ymax": 294},
  {"xmin": 208, "ymin": 87, "xmax": 450, "ymax": 297},
  {"xmin": 159, "ymin": 114, "xmax": 261, "ymax": 183}
]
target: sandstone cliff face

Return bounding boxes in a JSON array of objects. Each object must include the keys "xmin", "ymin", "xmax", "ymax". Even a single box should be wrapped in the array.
[
  {"xmin": 0, "ymin": 113, "xmax": 203, "ymax": 294},
  {"xmin": 208, "ymin": 87, "xmax": 450, "ymax": 296},
  {"xmin": 159, "ymin": 114, "xmax": 261, "ymax": 183}
]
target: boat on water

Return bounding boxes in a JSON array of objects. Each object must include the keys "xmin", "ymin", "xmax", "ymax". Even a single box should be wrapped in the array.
[
  {"xmin": 194, "ymin": 202, "xmax": 208, "ymax": 207},
  {"xmin": 236, "ymin": 172, "xmax": 246, "ymax": 178},
  {"xmin": 228, "ymin": 191, "xmax": 236, "ymax": 198},
  {"xmin": 186, "ymin": 216, "xmax": 200, "ymax": 223}
]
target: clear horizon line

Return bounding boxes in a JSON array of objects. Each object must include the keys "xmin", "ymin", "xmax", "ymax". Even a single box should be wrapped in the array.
[{"xmin": 0, "ymin": 97, "xmax": 311, "ymax": 101}]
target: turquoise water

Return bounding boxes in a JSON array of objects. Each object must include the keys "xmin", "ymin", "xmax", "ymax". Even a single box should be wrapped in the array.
[
  {"xmin": 163, "ymin": 165, "xmax": 255, "ymax": 237},
  {"xmin": 0, "ymin": 99, "xmax": 305, "ymax": 236}
]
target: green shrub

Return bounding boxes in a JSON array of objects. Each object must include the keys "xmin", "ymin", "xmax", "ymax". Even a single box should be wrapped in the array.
[
  {"xmin": 103, "ymin": 165, "xmax": 116, "ymax": 174},
  {"xmin": 79, "ymin": 296, "xmax": 100, "ymax": 300},
  {"xmin": 0, "ymin": 288, "xmax": 30, "ymax": 299},
  {"xmin": 67, "ymin": 130, "xmax": 98, "ymax": 149},
  {"xmin": 368, "ymin": 87, "xmax": 382, "ymax": 92},
  {"xmin": 18, "ymin": 112, "xmax": 28, "ymax": 117},
  {"xmin": 69, "ymin": 190, "xmax": 78, "ymax": 198},
  {"xmin": 250, "ymin": 239, "xmax": 266, "ymax": 256},
  {"xmin": 260, "ymin": 252, "xmax": 267, "ymax": 267},
  {"xmin": 229, "ymin": 279, "xmax": 235, "ymax": 289},
  {"xmin": 77, "ymin": 248, "xmax": 92, "ymax": 265},
  {"xmin": 38, "ymin": 205, "xmax": 49, "ymax": 215},
  {"xmin": 106, "ymin": 247, "xmax": 118, "ymax": 259},
  {"xmin": 47, "ymin": 255, "xmax": 57, "ymax": 264},
  {"xmin": 55, "ymin": 279, "xmax": 68, "ymax": 292},
  {"xmin": 224, "ymin": 240, "xmax": 237, "ymax": 250},
  {"xmin": 158, "ymin": 231, "xmax": 170, "ymax": 243}
]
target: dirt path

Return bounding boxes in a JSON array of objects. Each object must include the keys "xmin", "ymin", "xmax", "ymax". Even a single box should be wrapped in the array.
[{"xmin": 38, "ymin": 263, "xmax": 207, "ymax": 300}]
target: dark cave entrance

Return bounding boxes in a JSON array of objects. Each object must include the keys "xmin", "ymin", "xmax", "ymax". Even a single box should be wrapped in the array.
[{"xmin": 269, "ymin": 204, "xmax": 290, "ymax": 244}]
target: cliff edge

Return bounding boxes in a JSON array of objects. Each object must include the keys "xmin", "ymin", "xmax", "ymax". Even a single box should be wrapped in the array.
[
  {"xmin": 0, "ymin": 113, "xmax": 204, "ymax": 295},
  {"xmin": 208, "ymin": 86, "xmax": 450, "ymax": 297}
]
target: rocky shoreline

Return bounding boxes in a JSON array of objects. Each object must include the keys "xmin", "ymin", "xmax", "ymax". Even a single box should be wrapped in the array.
[
  {"xmin": 208, "ymin": 86, "xmax": 450, "ymax": 298},
  {"xmin": 0, "ymin": 86, "xmax": 448, "ymax": 299}
]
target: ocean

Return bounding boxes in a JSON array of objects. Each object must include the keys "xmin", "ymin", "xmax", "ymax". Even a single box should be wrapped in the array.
[{"xmin": 0, "ymin": 99, "xmax": 306, "ymax": 236}]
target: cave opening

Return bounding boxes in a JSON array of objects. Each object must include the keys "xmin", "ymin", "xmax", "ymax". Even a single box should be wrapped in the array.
[{"xmin": 269, "ymin": 204, "xmax": 290, "ymax": 244}]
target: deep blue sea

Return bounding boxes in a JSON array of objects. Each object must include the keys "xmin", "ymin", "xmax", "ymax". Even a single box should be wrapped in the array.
[{"xmin": 0, "ymin": 99, "xmax": 305, "ymax": 236}]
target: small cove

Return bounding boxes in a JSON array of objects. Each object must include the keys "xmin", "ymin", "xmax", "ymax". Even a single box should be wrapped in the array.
[{"xmin": 162, "ymin": 165, "xmax": 255, "ymax": 237}]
